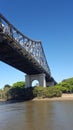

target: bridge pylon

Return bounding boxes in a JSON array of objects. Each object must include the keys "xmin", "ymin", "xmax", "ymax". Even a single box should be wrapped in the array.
[{"xmin": 25, "ymin": 73, "xmax": 46, "ymax": 88}]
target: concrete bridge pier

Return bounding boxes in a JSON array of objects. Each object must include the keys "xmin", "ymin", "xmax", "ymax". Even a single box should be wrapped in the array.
[
  {"xmin": 46, "ymin": 82, "xmax": 55, "ymax": 87},
  {"xmin": 25, "ymin": 73, "xmax": 46, "ymax": 88}
]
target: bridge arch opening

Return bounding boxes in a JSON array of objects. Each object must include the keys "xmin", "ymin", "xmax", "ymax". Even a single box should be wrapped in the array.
[
  {"xmin": 32, "ymin": 80, "xmax": 39, "ymax": 87},
  {"xmin": 25, "ymin": 74, "xmax": 46, "ymax": 88}
]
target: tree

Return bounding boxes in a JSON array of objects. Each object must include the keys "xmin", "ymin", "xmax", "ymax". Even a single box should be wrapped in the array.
[
  {"xmin": 12, "ymin": 81, "xmax": 25, "ymax": 88},
  {"xmin": 7, "ymin": 81, "xmax": 25, "ymax": 100},
  {"xmin": 4, "ymin": 84, "xmax": 11, "ymax": 90}
]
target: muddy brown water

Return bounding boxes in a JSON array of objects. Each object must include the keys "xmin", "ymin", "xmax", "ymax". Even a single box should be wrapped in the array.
[{"xmin": 0, "ymin": 100, "xmax": 73, "ymax": 130}]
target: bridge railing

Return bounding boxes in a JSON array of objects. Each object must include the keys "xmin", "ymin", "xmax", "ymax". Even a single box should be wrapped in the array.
[{"xmin": 0, "ymin": 13, "xmax": 51, "ymax": 76}]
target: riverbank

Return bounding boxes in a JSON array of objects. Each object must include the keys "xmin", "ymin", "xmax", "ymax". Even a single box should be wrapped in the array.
[
  {"xmin": 0, "ymin": 99, "xmax": 6, "ymax": 101},
  {"xmin": 32, "ymin": 94, "xmax": 73, "ymax": 101},
  {"xmin": 1, "ymin": 94, "xmax": 73, "ymax": 102}
]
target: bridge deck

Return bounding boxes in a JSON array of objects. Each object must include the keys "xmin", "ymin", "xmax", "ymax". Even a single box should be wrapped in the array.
[
  {"xmin": 0, "ymin": 13, "xmax": 56, "ymax": 83},
  {"xmin": 0, "ymin": 33, "xmax": 47, "ymax": 76}
]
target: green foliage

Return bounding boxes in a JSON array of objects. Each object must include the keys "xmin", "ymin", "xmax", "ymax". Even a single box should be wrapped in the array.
[
  {"xmin": 4, "ymin": 84, "xmax": 11, "ymax": 89},
  {"xmin": 55, "ymin": 77, "xmax": 73, "ymax": 93},
  {"xmin": 0, "ymin": 84, "xmax": 11, "ymax": 100},
  {"xmin": 12, "ymin": 81, "xmax": 25, "ymax": 88},
  {"xmin": 33, "ymin": 86, "xmax": 47, "ymax": 98},
  {"xmin": 0, "ymin": 89, "xmax": 2, "ymax": 99},
  {"xmin": 24, "ymin": 87, "xmax": 34, "ymax": 100},
  {"xmin": 8, "ymin": 81, "xmax": 25, "ymax": 100},
  {"xmin": 1, "ymin": 77, "xmax": 73, "ymax": 101},
  {"xmin": 7, "ymin": 82, "xmax": 34, "ymax": 100},
  {"xmin": 46, "ymin": 87, "xmax": 62, "ymax": 98},
  {"xmin": 33, "ymin": 86, "xmax": 62, "ymax": 98}
]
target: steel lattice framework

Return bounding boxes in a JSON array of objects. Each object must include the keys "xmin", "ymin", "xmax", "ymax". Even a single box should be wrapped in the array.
[{"xmin": 0, "ymin": 13, "xmax": 51, "ymax": 77}]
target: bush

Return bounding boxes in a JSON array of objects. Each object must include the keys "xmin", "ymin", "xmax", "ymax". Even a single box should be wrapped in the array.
[
  {"xmin": 24, "ymin": 87, "xmax": 34, "ymax": 100},
  {"xmin": 33, "ymin": 86, "xmax": 62, "ymax": 98},
  {"xmin": 45, "ymin": 87, "xmax": 62, "ymax": 98},
  {"xmin": 7, "ymin": 86, "xmax": 25, "ymax": 100},
  {"xmin": 7, "ymin": 81, "xmax": 25, "ymax": 100},
  {"xmin": 33, "ymin": 86, "xmax": 46, "ymax": 98},
  {"xmin": 55, "ymin": 81, "xmax": 73, "ymax": 93}
]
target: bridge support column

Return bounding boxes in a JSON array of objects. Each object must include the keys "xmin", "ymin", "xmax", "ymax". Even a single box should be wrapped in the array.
[
  {"xmin": 25, "ymin": 73, "xmax": 46, "ymax": 88},
  {"xmin": 46, "ymin": 82, "xmax": 55, "ymax": 87}
]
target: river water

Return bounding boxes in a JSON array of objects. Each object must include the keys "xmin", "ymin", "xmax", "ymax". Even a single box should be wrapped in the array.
[{"xmin": 0, "ymin": 100, "xmax": 73, "ymax": 130}]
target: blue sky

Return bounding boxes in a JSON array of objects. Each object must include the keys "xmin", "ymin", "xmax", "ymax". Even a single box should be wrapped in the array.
[{"xmin": 0, "ymin": 0, "xmax": 73, "ymax": 88}]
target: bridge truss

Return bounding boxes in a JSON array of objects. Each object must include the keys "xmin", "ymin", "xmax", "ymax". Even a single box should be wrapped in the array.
[{"xmin": 0, "ymin": 13, "xmax": 52, "ymax": 80}]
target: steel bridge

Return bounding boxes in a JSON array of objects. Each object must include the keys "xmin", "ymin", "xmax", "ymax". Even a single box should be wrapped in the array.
[{"xmin": 0, "ymin": 14, "xmax": 55, "ymax": 87}]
